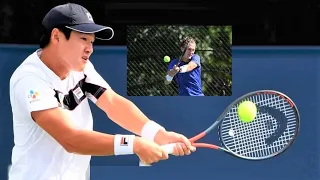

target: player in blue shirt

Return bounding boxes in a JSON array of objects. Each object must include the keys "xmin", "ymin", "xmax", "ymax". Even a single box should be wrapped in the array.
[{"xmin": 165, "ymin": 37, "xmax": 204, "ymax": 96}]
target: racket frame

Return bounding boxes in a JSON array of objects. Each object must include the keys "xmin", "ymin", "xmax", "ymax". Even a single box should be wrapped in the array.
[
  {"xmin": 176, "ymin": 39, "xmax": 190, "ymax": 66},
  {"xmin": 139, "ymin": 90, "xmax": 300, "ymax": 166},
  {"xmin": 188, "ymin": 90, "xmax": 300, "ymax": 160}
]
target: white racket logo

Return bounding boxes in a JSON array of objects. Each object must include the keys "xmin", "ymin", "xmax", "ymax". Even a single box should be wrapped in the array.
[{"xmin": 228, "ymin": 129, "xmax": 235, "ymax": 137}]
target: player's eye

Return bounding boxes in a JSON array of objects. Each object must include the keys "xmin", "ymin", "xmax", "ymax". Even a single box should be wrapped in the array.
[{"xmin": 81, "ymin": 37, "xmax": 94, "ymax": 44}]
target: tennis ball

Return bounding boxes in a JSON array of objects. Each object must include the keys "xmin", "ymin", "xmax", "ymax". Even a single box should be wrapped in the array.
[
  {"xmin": 163, "ymin": 56, "xmax": 170, "ymax": 63},
  {"xmin": 237, "ymin": 101, "xmax": 257, "ymax": 123}
]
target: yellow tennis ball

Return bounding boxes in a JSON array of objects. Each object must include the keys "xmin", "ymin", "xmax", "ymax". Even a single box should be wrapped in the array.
[
  {"xmin": 163, "ymin": 56, "xmax": 170, "ymax": 62},
  {"xmin": 237, "ymin": 101, "xmax": 257, "ymax": 123}
]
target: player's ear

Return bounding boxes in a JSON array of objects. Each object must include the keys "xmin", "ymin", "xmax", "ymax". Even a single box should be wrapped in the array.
[{"xmin": 50, "ymin": 28, "xmax": 60, "ymax": 44}]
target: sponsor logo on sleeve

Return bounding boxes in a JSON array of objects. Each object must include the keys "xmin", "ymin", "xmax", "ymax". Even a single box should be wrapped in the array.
[{"xmin": 28, "ymin": 90, "xmax": 41, "ymax": 103}]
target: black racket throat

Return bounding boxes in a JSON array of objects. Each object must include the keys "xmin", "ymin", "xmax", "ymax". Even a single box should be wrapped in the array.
[{"xmin": 176, "ymin": 42, "xmax": 189, "ymax": 66}]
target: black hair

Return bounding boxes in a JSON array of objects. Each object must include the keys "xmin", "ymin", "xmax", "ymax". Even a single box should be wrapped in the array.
[{"xmin": 39, "ymin": 25, "xmax": 72, "ymax": 48}]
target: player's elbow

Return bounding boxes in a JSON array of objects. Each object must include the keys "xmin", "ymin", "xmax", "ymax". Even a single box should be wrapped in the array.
[
  {"xmin": 52, "ymin": 129, "xmax": 88, "ymax": 154},
  {"xmin": 59, "ymin": 130, "xmax": 81, "ymax": 153},
  {"xmin": 64, "ymin": 145, "xmax": 75, "ymax": 153},
  {"xmin": 63, "ymin": 142, "xmax": 77, "ymax": 153}
]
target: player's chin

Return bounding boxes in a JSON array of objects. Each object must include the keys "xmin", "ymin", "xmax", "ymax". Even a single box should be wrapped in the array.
[
  {"xmin": 81, "ymin": 57, "xmax": 89, "ymax": 64},
  {"xmin": 77, "ymin": 59, "xmax": 88, "ymax": 71},
  {"xmin": 72, "ymin": 64, "xmax": 86, "ymax": 72}
]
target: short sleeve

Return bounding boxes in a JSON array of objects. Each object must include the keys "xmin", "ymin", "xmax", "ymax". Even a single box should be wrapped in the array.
[
  {"xmin": 12, "ymin": 76, "xmax": 59, "ymax": 113},
  {"xmin": 83, "ymin": 61, "xmax": 111, "ymax": 103},
  {"xmin": 167, "ymin": 60, "xmax": 176, "ymax": 71},
  {"xmin": 191, "ymin": 54, "xmax": 201, "ymax": 67}
]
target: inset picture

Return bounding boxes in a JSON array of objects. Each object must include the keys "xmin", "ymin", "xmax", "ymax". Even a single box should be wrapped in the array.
[{"xmin": 127, "ymin": 25, "xmax": 232, "ymax": 96}]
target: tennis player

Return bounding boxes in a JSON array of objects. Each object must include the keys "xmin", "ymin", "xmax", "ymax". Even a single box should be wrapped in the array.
[
  {"xmin": 8, "ymin": 3, "xmax": 195, "ymax": 180},
  {"xmin": 165, "ymin": 37, "xmax": 204, "ymax": 96}
]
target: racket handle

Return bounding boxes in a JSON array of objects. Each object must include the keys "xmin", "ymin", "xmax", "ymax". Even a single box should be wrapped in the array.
[
  {"xmin": 139, "ymin": 143, "xmax": 176, "ymax": 166},
  {"xmin": 161, "ymin": 143, "xmax": 176, "ymax": 154}
]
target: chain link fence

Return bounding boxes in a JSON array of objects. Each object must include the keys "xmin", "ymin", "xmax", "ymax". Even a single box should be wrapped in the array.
[{"xmin": 127, "ymin": 25, "xmax": 232, "ymax": 96}]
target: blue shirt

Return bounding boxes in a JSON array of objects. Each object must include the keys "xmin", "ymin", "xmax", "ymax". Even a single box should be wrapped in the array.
[{"xmin": 168, "ymin": 54, "xmax": 204, "ymax": 96}]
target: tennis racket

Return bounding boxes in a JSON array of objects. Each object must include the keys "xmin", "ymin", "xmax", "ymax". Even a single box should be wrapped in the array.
[
  {"xmin": 175, "ymin": 38, "xmax": 190, "ymax": 67},
  {"xmin": 139, "ymin": 90, "xmax": 300, "ymax": 166},
  {"xmin": 168, "ymin": 39, "xmax": 190, "ymax": 83}
]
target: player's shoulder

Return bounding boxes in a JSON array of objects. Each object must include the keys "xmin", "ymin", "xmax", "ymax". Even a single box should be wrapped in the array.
[
  {"xmin": 10, "ymin": 50, "xmax": 50, "ymax": 89},
  {"xmin": 169, "ymin": 58, "xmax": 179, "ymax": 65},
  {"xmin": 192, "ymin": 54, "xmax": 201, "ymax": 59},
  {"xmin": 83, "ymin": 60, "xmax": 102, "ymax": 77},
  {"xmin": 84, "ymin": 59, "xmax": 95, "ymax": 72}
]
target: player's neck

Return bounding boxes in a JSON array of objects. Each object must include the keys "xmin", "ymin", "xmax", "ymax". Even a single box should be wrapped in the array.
[
  {"xmin": 40, "ymin": 48, "xmax": 70, "ymax": 80},
  {"xmin": 182, "ymin": 56, "xmax": 189, "ymax": 62}
]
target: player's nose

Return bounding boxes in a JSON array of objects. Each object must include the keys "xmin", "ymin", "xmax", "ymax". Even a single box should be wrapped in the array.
[{"xmin": 85, "ymin": 45, "xmax": 93, "ymax": 54}]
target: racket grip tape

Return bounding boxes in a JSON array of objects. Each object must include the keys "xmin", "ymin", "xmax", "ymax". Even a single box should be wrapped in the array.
[{"xmin": 139, "ymin": 143, "xmax": 176, "ymax": 166}]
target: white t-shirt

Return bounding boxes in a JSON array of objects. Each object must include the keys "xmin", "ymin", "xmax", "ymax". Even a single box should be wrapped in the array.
[{"xmin": 8, "ymin": 49, "xmax": 110, "ymax": 180}]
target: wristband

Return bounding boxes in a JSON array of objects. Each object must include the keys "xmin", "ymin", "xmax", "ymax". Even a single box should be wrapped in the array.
[
  {"xmin": 141, "ymin": 121, "xmax": 165, "ymax": 141},
  {"xmin": 166, "ymin": 75, "xmax": 173, "ymax": 81},
  {"xmin": 114, "ymin": 134, "xmax": 135, "ymax": 155},
  {"xmin": 179, "ymin": 65, "xmax": 188, "ymax": 73}
]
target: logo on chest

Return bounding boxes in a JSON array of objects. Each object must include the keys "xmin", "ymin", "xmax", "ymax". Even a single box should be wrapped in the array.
[
  {"xmin": 73, "ymin": 86, "xmax": 85, "ymax": 101},
  {"xmin": 54, "ymin": 81, "xmax": 87, "ymax": 111}
]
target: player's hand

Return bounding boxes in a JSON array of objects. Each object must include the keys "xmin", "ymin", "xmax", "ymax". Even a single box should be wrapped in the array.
[
  {"xmin": 133, "ymin": 137, "xmax": 168, "ymax": 165},
  {"xmin": 154, "ymin": 130, "xmax": 196, "ymax": 156},
  {"xmin": 173, "ymin": 65, "xmax": 180, "ymax": 74},
  {"xmin": 168, "ymin": 65, "xmax": 180, "ymax": 76}
]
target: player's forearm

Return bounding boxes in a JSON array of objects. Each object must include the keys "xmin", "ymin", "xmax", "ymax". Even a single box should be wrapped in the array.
[
  {"xmin": 105, "ymin": 95, "xmax": 150, "ymax": 135},
  {"xmin": 165, "ymin": 69, "xmax": 177, "ymax": 84},
  {"xmin": 164, "ymin": 74, "xmax": 173, "ymax": 84},
  {"xmin": 179, "ymin": 64, "xmax": 194, "ymax": 73},
  {"xmin": 167, "ymin": 69, "xmax": 177, "ymax": 77},
  {"xmin": 66, "ymin": 130, "xmax": 136, "ymax": 156},
  {"xmin": 65, "ymin": 130, "xmax": 115, "ymax": 155},
  {"xmin": 97, "ymin": 91, "xmax": 166, "ymax": 142}
]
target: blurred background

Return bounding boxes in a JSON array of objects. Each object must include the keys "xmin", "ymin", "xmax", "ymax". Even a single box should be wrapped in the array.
[
  {"xmin": 127, "ymin": 25, "xmax": 232, "ymax": 96},
  {"xmin": 1, "ymin": 1, "xmax": 319, "ymax": 46}
]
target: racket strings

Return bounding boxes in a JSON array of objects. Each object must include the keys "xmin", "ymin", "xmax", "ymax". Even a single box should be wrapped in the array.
[{"xmin": 219, "ymin": 93, "xmax": 298, "ymax": 159}]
